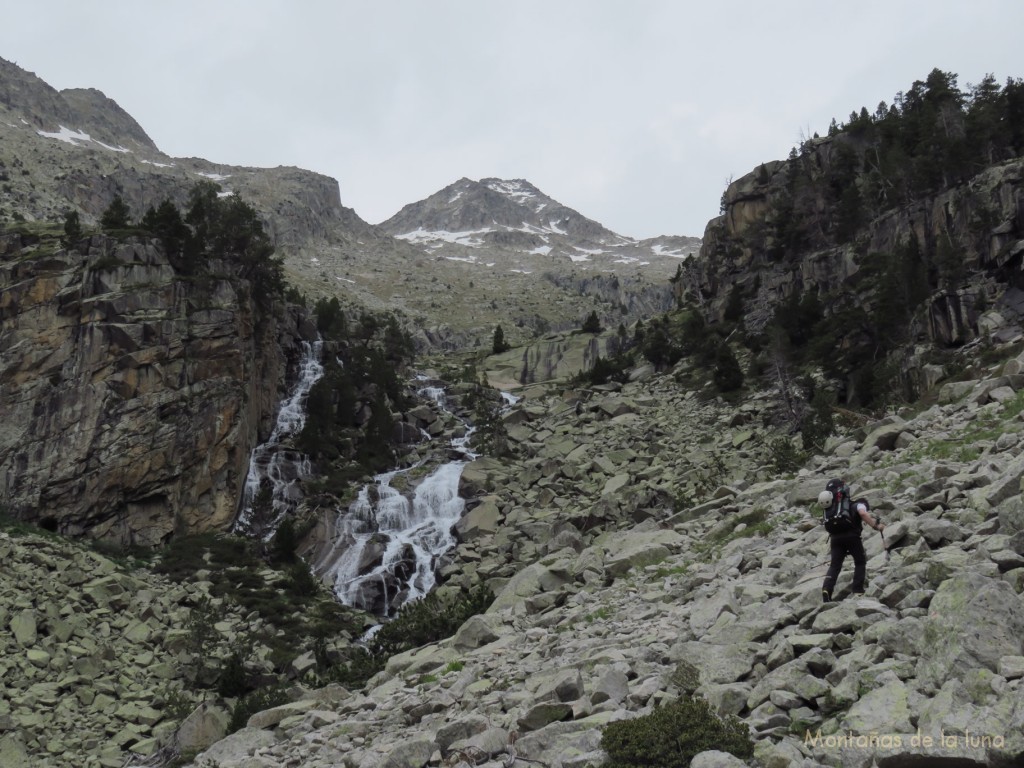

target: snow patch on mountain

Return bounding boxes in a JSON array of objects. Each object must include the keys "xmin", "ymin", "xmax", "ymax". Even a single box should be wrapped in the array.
[
  {"xmin": 485, "ymin": 179, "xmax": 535, "ymax": 203},
  {"xmin": 651, "ymin": 243, "xmax": 694, "ymax": 258},
  {"xmin": 37, "ymin": 125, "xmax": 93, "ymax": 145},
  {"xmin": 37, "ymin": 125, "xmax": 130, "ymax": 153},
  {"xmin": 380, "ymin": 177, "xmax": 702, "ymax": 277},
  {"xmin": 397, "ymin": 227, "xmax": 495, "ymax": 248}
]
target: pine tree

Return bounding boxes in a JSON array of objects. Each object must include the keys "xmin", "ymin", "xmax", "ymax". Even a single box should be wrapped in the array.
[
  {"xmin": 713, "ymin": 344, "xmax": 744, "ymax": 392},
  {"xmin": 100, "ymin": 195, "xmax": 131, "ymax": 231},
  {"xmin": 61, "ymin": 210, "xmax": 82, "ymax": 247},
  {"xmin": 141, "ymin": 199, "xmax": 189, "ymax": 266},
  {"xmin": 492, "ymin": 325, "xmax": 511, "ymax": 354}
]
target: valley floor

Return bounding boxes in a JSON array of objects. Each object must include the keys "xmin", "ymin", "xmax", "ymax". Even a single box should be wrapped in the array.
[{"xmin": 180, "ymin": 355, "xmax": 1024, "ymax": 768}]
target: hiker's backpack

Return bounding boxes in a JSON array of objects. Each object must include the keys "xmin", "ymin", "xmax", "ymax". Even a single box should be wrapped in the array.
[{"xmin": 822, "ymin": 479, "xmax": 859, "ymax": 534}]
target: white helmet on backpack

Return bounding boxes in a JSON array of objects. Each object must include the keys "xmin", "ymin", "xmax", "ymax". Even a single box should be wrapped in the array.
[{"xmin": 817, "ymin": 490, "xmax": 833, "ymax": 508}]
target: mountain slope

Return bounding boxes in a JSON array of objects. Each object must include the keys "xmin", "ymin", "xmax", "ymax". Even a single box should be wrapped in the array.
[
  {"xmin": 0, "ymin": 58, "xmax": 701, "ymax": 349},
  {"xmin": 0, "ymin": 58, "xmax": 155, "ymax": 150}
]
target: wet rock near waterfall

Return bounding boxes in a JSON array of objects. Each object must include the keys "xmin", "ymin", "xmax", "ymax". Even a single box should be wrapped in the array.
[{"xmin": 310, "ymin": 384, "xmax": 470, "ymax": 616}]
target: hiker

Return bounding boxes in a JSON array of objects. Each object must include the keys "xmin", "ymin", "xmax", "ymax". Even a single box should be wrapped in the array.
[{"xmin": 817, "ymin": 484, "xmax": 886, "ymax": 602}]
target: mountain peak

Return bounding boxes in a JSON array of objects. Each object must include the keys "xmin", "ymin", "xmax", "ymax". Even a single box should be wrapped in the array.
[
  {"xmin": 0, "ymin": 57, "xmax": 156, "ymax": 150},
  {"xmin": 379, "ymin": 176, "xmax": 699, "ymax": 270}
]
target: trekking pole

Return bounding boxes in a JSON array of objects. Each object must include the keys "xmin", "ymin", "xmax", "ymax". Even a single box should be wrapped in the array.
[{"xmin": 877, "ymin": 516, "xmax": 890, "ymax": 563}]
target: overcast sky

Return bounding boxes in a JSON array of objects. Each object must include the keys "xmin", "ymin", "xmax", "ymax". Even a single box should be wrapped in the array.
[{"xmin": 3, "ymin": 1, "xmax": 1023, "ymax": 239}]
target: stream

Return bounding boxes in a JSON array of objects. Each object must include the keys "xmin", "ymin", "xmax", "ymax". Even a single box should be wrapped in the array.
[
  {"xmin": 310, "ymin": 380, "xmax": 477, "ymax": 616},
  {"xmin": 234, "ymin": 339, "xmax": 324, "ymax": 539}
]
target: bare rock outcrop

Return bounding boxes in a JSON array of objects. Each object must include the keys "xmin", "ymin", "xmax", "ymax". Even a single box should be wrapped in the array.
[
  {"xmin": 690, "ymin": 150, "xmax": 1024, "ymax": 351},
  {"xmin": 0, "ymin": 233, "xmax": 306, "ymax": 543}
]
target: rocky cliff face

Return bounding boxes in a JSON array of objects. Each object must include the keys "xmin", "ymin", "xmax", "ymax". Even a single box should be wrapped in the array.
[
  {"xmin": 691, "ymin": 147, "xmax": 1024, "ymax": 351},
  {"xmin": 0, "ymin": 57, "xmax": 422, "ymax": 315},
  {"xmin": 0, "ymin": 233, "xmax": 309, "ymax": 544},
  {"xmin": 483, "ymin": 329, "xmax": 627, "ymax": 389}
]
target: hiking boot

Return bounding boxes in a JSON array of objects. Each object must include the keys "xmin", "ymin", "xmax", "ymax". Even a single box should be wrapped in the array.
[{"xmin": 822, "ymin": 589, "xmax": 832, "ymax": 603}]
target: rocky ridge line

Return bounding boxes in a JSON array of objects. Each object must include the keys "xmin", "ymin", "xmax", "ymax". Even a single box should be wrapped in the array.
[{"xmin": 0, "ymin": 58, "xmax": 699, "ymax": 349}]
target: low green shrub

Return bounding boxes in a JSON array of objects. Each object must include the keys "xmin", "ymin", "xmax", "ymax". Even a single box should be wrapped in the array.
[
  {"xmin": 767, "ymin": 436, "xmax": 807, "ymax": 475},
  {"xmin": 325, "ymin": 647, "xmax": 386, "ymax": 688},
  {"xmin": 601, "ymin": 696, "xmax": 753, "ymax": 768},
  {"xmin": 369, "ymin": 584, "xmax": 494, "ymax": 657},
  {"xmin": 285, "ymin": 561, "xmax": 320, "ymax": 597},
  {"xmin": 217, "ymin": 651, "xmax": 252, "ymax": 698},
  {"xmin": 228, "ymin": 685, "xmax": 291, "ymax": 734},
  {"xmin": 572, "ymin": 352, "xmax": 634, "ymax": 386}
]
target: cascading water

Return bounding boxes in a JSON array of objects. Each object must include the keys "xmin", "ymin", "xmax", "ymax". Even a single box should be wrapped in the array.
[
  {"xmin": 312, "ymin": 380, "xmax": 477, "ymax": 616},
  {"xmin": 235, "ymin": 339, "xmax": 324, "ymax": 538}
]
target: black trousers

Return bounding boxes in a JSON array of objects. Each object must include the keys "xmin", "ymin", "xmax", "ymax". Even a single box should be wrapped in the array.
[{"xmin": 823, "ymin": 533, "xmax": 866, "ymax": 594}]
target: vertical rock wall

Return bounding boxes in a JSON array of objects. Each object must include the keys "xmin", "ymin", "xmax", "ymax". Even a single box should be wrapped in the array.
[
  {"xmin": 688, "ymin": 153, "xmax": 1024, "ymax": 348},
  {"xmin": 0, "ymin": 233, "xmax": 305, "ymax": 545}
]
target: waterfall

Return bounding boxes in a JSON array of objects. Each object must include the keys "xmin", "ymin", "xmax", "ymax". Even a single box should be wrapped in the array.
[
  {"xmin": 235, "ymin": 339, "xmax": 324, "ymax": 538},
  {"xmin": 312, "ymin": 379, "xmax": 477, "ymax": 616}
]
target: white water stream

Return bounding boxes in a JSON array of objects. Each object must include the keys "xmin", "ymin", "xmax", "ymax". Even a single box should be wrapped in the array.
[
  {"xmin": 312, "ymin": 381, "xmax": 478, "ymax": 616},
  {"xmin": 238, "ymin": 357, "xmax": 508, "ymax": 618},
  {"xmin": 235, "ymin": 339, "xmax": 324, "ymax": 538}
]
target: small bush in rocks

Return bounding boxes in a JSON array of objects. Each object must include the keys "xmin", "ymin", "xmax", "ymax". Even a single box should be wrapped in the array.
[
  {"xmin": 370, "ymin": 584, "xmax": 494, "ymax": 657},
  {"xmin": 601, "ymin": 695, "xmax": 753, "ymax": 768}
]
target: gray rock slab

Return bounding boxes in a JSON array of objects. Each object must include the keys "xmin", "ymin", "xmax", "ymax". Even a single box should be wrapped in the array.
[
  {"xmin": 916, "ymin": 571, "xmax": 1024, "ymax": 688},
  {"xmin": 690, "ymin": 750, "xmax": 751, "ymax": 768},
  {"xmin": 195, "ymin": 727, "xmax": 278, "ymax": 767}
]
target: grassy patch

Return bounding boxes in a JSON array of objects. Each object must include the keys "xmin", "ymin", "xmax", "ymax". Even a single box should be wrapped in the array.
[
  {"xmin": 0, "ymin": 512, "xmax": 151, "ymax": 570},
  {"xmin": 227, "ymin": 685, "xmax": 291, "ymax": 734},
  {"xmin": 0, "ymin": 510, "xmax": 53, "ymax": 538},
  {"xmin": 651, "ymin": 562, "xmax": 690, "ymax": 579},
  {"xmin": 628, "ymin": 551, "xmax": 669, "ymax": 572},
  {"xmin": 790, "ymin": 718, "xmax": 818, "ymax": 736},
  {"xmin": 713, "ymin": 507, "xmax": 772, "ymax": 544},
  {"xmin": 1001, "ymin": 389, "xmax": 1024, "ymax": 419},
  {"xmin": 584, "ymin": 607, "xmax": 613, "ymax": 622}
]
